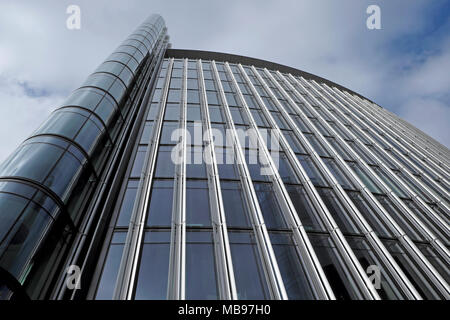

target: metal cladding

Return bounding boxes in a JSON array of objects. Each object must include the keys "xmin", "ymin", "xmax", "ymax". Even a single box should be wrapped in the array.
[{"xmin": 0, "ymin": 13, "xmax": 448, "ymax": 300}]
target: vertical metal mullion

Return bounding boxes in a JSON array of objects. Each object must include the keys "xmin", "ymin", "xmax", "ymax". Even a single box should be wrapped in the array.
[
  {"xmin": 289, "ymin": 75, "xmax": 449, "ymax": 297},
  {"xmin": 259, "ymin": 69, "xmax": 379, "ymax": 300},
  {"xmin": 311, "ymin": 80, "xmax": 450, "ymax": 231},
  {"xmin": 197, "ymin": 59, "xmax": 237, "ymax": 300},
  {"xmin": 388, "ymin": 110, "xmax": 450, "ymax": 162},
  {"xmin": 361, "ymin": 97, "xmax": 450, "ymax": 168},
  {"xmin": 354, "ymin": 93, "xmax": 450, "ymax": 175},
  {"xmin": 241, "ymin": 65, "xmax": 335, "ymax": 299},
  {"xmin": 283, "ymin": 73, "xmax": 444, "ymax": 298},
  {"xmin": 346, "ymin": 91, "xmax": 450, "ymax": 185},
  {"xmin": 167, "ymin": 58, "xmax": 188, "ymax": 300},
  {"xmin": 114, "ymin": 58, "xmax": 174, "ymax": 300},
  {"xmin": 211, "ymin": 61, "xmax": 287, "ymax": 300},
  {"xmin": 386, "ymin": 108, "xmax": 450, "ymax": 162},
  {"xmin": 329, "ymin": 85, "xmax": 450, "ymax": 224},
  {"xmin": 343, "ymin": 91, "xmax": 450, "ymax": 180}
]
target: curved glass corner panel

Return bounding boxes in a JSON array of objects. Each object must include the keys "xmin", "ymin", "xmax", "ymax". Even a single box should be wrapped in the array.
[
  {"xmin": 63, "ymin": 88, "xmax": 104, "ymax": 111},
  {"xmin": 0, "ymin": 201, "xmax": 53, "ymax": 279},
  {"xmin": 0, "ymin": 139, "xmax": 86, "ymax": 201},
  {"xmin": 34, "ymin": 109, "xmax": 104, "ymax": 155}
]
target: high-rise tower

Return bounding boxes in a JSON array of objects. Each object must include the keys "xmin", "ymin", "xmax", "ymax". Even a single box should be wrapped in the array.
[{"xmin": 0, "ymin": 14, "xmax": 448, "ymax": 300}]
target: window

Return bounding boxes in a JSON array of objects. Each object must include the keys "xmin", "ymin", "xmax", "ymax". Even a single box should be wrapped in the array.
[
  {"xmin": 45, "ymin": 150, "xmax": 84, "ymax": 199},
  {"xmin": 416, "ymin": 244, "xmax": 450, "ymax": 284},
  {"xmin": 186, "ymin": 180, "xmax": 211, "ymax": 227},
  {"xmin": 203, "ymin": 70, "xmax": 213, "ymax": 80},
  {"xmin": 116, "ymin": 180, "xmax": 139, "ymax": 226},
  {"xmin": 372, "ymin": 167, "xmax": 408, "ymax": 198},
  {"xmin": 269, "ymin": 232, "xmax": 315, "ymax": 299},
  {"xmin": 309, "ymin": 234, "xmax": 361, "ymax": 300},
  {"xmin": 346, "ymin": 191, "xmax": 392, "ymax": 237},
  {"xmin": 225, "ymin": 93, "xmax": 238, "ymax": 106},
  {"xmin": 169, "ymin": 78, "xmax": 182, "ymax": 89},
  {"xmin": 262, "ymin": 97, "xmax": 276, "ymax": 111},
  {"xmin": 154, "ymin": 146, "xmax": 175, "ymax": 178},
  {"xmin": 187, "ymin": 104, "xmax": 201, "ymax": 122},
  {"xmin": 345, "ymin": 237, "xmax": 403, "ymax": 300},
  {"xmin": 326, "ymin": 137, "xmax": 353, "ymax": 161},
  {"xmin": 220, "ymin": 181, "xmax": 251, "ymax": 227},
  {"xmin": 95, "ymin": 232, "xmax": 126, "ymax": 299},
  {"xmin": 305, "ymin": 133, "xmax": 329, "ymax": 157},
  {"xmin": 0, "ymin": 201, "xmax": 53, "ymax": 278},
  {"xmin": 160, "ymin": 122, "xmax": 179, "ymax": 145},
  {"xmin": 146, "ymin": 180, "xmax": 173, "ymax": 227},
  {"xmin": 347, "ymin": 162, "xmax": 382, "ymax": 194},
  {"xmin": 244, "ymin": 95, "xmax": 258, "ymax": 109},
  {"xmin": 215, "ymin": 148, "xmax": 238, "ymax": 179},
  {"xmin": 204, "ymin": 79, "xmax": 215, "ymax": 91},
  {"xmin": 382, "ymin": 240, "xmax": 441, "ymax": 299},
  {"xmin": 253, "ymin": 182, "xmax": 286, "ymax": 229},
  {"xmin": 375, "ymin": 195, "xmax": 425, "ymax": 242},
  {"xmin": 134, "ymin": 231, "xmax": 170, "ymax": 299},
  {"xmin": 206, "ymin": 91, "xmax": 219, "ymax": 105},
  {"xmin": 245, "ymin": 149, "xmax": 269, "ymax": 182},
  {"xmin": 221, "ymin": 82, "xmax": 232, "ymax": 93},
  {"xmin": 0, "ymin": 139, "xmax": 85, "ymax": 200},
  {"xmin": 187, "ymin": 90, "xmax": 200, "ymax": 104},
  {"xmin": 164, "ymin": 103, "xmax": 180, "ymax": 121},
  {"xmin": 230, "ymin": 107, "xmax": 245, "ymax": 125},
  {"xmin": 311, "ymin": 118, "xmax": 331, "ymax": 136},
  {"xmin": 209, "ymin": 106, "xmax": 223, "ymax": 123},
  {"xmin": 139, "ymin": 121, "xmax": 154, "ymax": 144},
  {"xmin": 187, "ymin": 69, "xmax": 197, "ymax": 79},
  {"xmin": 167, "ymin": 89, "xmax": 181, "ymax": 103},
  {"xmin": 228, "ymin": 231, "xmax": 270, "ymax": 299},
  {"xmin": 323, "ymin": 158, "xmax": 355, "ymax": 190},
  {"xmin": 171, "ymin": 68, "xmax": 182, "ymax": 78},
  {"xmin": 186, "ymin": 146, "xmax": 207, "ymax": 178},
  {"xmin": 75, "ymin": 117, "xmax": 103, "ymax": 152},
  {"xmin": 282, "ymin": 130, "xmax": 307, "ymax": 154},
  {"xmin": 275, "ymin": 152, "xmax": 297, "ymax": 184},
  {"xmin": 36, "ymin": 110, "xmax": 87, "ymax": 142},
  {"xmin": 185, "ymin": 231, "xmax": 218, "ymax": 299},
  {"xmin": 130, "ymin": 146, "xmax": 147, "ymax": 178},
  {"xmin": 146, "ymin": 103, "xmax": 160, "ymax": 121},
  {"xmin": 250, "ymin": 110, "xmax": 268, "ymax": 127},
  {"xmin": 0, "ymin": 193, "xmax": 29, "ymax": 243},
  {"xmin": 317, "ymin": 188, "xmax": 360, "ymax": 234},
  {"xmin": 293, "ymin": 115, "xmax": 311, "ymax": 133},
  {"xmin": 285, "ymin": 185, "xmax": 325, "ymax": 231},
  {"xmin": 271, "ymin": 112, "xmax": 289, "ymax": 130},
  {"xmin": 296, "ymin": 155, "xmax": 328, "ymax": 186},
  {"xmin": 187, "ymin": 78, "xmax": 198, "ymax": 90}
]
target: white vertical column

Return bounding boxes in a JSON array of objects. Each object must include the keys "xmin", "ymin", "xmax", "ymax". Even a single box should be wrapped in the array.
[
  {"xmin": 343, "ymin": 91, "xmax": 450, "ymax": 180},
  {"xmin": 197, "ymin": 59, "xmax": 237, "ymax": 300},
  {"xmin": 311, "ymin": 80, "xmax": 450, "ymax": 231},
  {"xmin": 362, "ymin": 97, "xmax": 450, "ymax": 167},
  {"xmin": 167, "ymin": 58, "xmax": 188, "ymax": 300},
  {"xmin": 211, "ymin": 61, "xmax": 288, "ymax": 300},
  {"xmin": 281, "ymin": 73, "xmax": 449, "ymax": 297},
  {"xmin": 237, "ymin": 64, "xmax": 336, "ymax": 299},
  {"xmin": 114, "ymin": 58, "xmax": 174, "ymax": 300},
  {"xmin": 254, "ymin": 67, "xmax": 381, "ymax": 299}
]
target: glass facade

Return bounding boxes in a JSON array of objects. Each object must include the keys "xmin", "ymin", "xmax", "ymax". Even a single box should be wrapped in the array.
[{"xmin": 0, "ymin": 14, "xmax": 448, "ymax": 301}]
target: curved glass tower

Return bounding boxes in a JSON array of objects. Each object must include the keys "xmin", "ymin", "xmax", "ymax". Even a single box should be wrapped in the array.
[{"xmin": 0, "ymin": 14, "xmax": 448, "ymax": 300}]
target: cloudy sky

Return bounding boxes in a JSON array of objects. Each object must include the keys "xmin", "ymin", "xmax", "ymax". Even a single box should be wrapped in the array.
[{"xmin": 0, "ymin": 0, "xmax": 449, "ymax": 163}]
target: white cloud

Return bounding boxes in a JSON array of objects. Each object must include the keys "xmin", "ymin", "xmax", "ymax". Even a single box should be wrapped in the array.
[
  {"xmin": 0, "ymin": 75, "xmax": 65, "ymax": 161},
  {"xmin": 0, "ymin": 0, "xmax": 448, "ymax": 164},
  {"xmin": 397, "ymin": 97, "xmax": 450, "ymax": 147}
]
